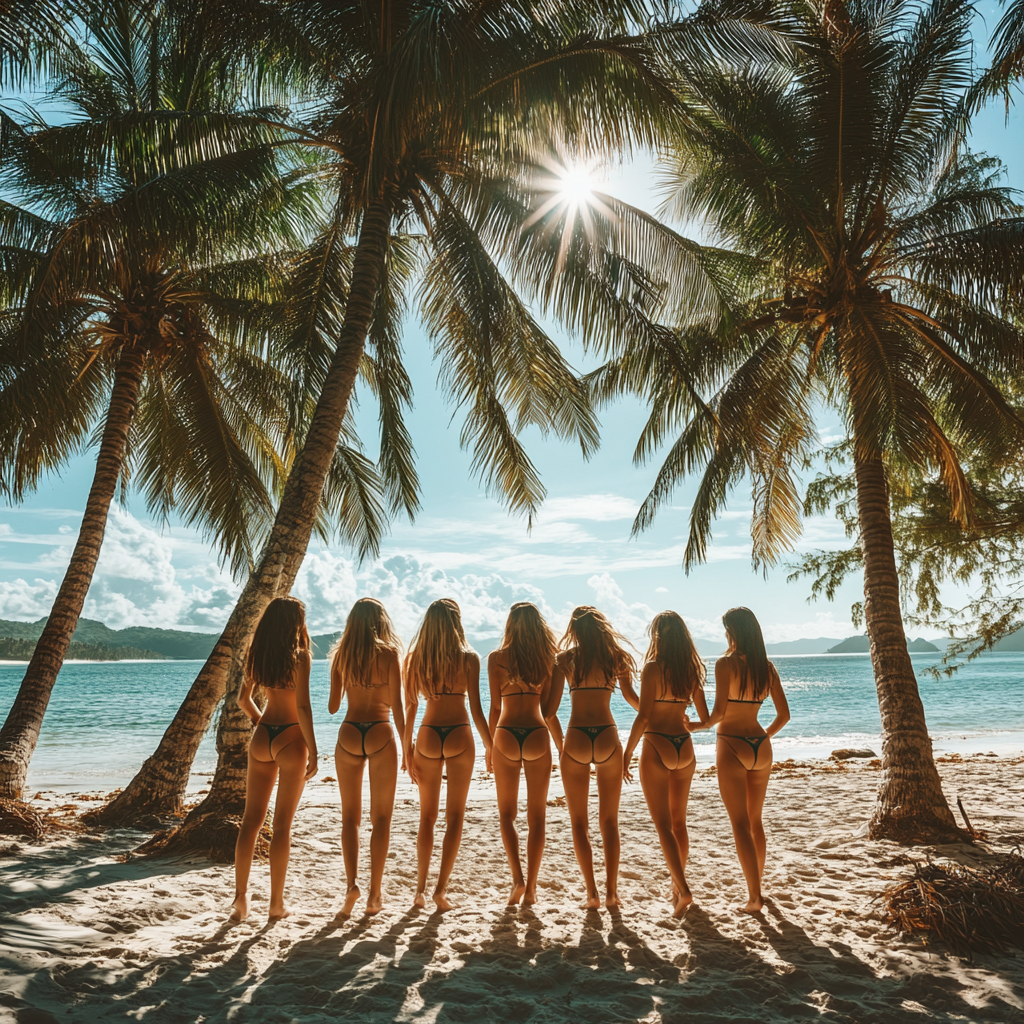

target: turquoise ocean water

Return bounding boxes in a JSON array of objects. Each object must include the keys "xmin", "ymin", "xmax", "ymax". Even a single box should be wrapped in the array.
[{"xmin": 1, "ymin": 652, "xmax": 1022, "ymax": 791}]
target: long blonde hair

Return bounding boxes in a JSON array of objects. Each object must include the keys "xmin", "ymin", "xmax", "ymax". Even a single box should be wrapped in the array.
[
  {"xmin": 645, "ymin": 610, "xmax": 705, "ymax": 702},
  {"xmin": 497, "ymin": 602, "xmax": 557, "ymax": 690},
  {"xmin": 329, "ymin": 597, "xmax": 401, "ymax": 699},
  {"xmin": 559, "ymin": 605, "xmax": 635, "ymax": 687},
  {"xmin": 246, "ymin": 596, "xmax": 310, "ymax": 690},
  {"xmin": 405, "ymin": 598, "xmax": 474, "ymax": 697}
]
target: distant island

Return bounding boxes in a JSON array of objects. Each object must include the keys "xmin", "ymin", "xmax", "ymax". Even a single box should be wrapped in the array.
[
  {"xmin": 2, "ymin": 616, "xmax": 1022, "ymax": 662},
  {"xmin": 0, "ymin": 637, "xmax": 166, "ymax": 661},
  {"xmin": 825, "ymin": 635, "xmax": 940, "ymax": 654},
  {"xmin": 1, "ymin": 616, "xmax": 346, "ymax": 662}
]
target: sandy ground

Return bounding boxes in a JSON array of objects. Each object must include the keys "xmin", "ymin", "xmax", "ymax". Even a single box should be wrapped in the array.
[{"xmin": 1, "ymin": 753, "xmax": 1023, "ymax": 1024}]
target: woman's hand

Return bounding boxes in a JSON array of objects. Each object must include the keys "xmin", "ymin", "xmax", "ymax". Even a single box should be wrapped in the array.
[
  {"xmin": 622, "ymin": 756, "xmax": 635, "ymax": 784},
  {"xmin": 305, "ymin": 752, "xmax": 318, "ymax": 779},
  {"xmin": 485, "ymin": 747, "xmax": 493, "ymax": 773},
  {"xmin": 405, "ymin": 746, "xmax": 420, "ymax": 785}
]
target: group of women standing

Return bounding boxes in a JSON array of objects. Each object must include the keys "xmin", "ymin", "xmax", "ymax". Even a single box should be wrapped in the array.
[{"xmin": 229, "ymin": 597, "xmax": 790, "ymax": 924}]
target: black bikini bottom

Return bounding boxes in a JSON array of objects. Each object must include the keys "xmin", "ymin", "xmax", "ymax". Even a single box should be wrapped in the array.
[
  {"xmin": 261, "ymin": 721, "xmax": 298, "ymax": 744},
  {"xmin": 644, "ymin": 731, "xmax": 694, "ymax": 768},
  {"xmin": 418, "ymin": 722, "xmax": 471, "ymax": 759},
  {"xmin": 721, "ymin": 733, "xmax": 769, "ymax": 767},
  {"xmin": 565, "ymin": 723, "xmax": 618, "ymax": 765},
  {"xmin": 341, "ymin": 719, "xmax": 389, "ymax": 757},
  {"xmin": 497, "ymin": 724, "xmax": 546, "ymax": 758}
]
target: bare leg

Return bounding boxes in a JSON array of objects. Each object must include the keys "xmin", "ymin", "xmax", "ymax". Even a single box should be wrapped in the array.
[
  {"xmin": 231, "ymin": 750, "xmax": 277, "ymax": 922},
  {"xmin": 746, "ymin": 765, "xmax": 771, "ymax": 881},
  {"xmin": 335, "ymin": 743, "xmax": 366, "ymax": 917},
  {"xmin": 522, "ymin": 747, "xmax": 551, "ymax": 904},
  {"xmin": 560, "ymin": 752, "xmax": 599, "ymax": 908},
  {"xmin": 413, "ymin": 749, "xmax": 443, "ymax": 909},
  {"xmin": 433, "ymin": 743, "xmax": 474, "ymax": 911},
  {"xmin": 716, "ymin": 739, "xmax": 765, "ymax": 913},
  {"xmin": 493, "ymin": 746, "xmax": 526, "ymax": 905},
  {"xmin": 596, "ymin": 748, "xmax": 624, "ymax": 908},
  {"xmin": 639, "ymin": 741, "xmax": 697, "ymax": 915},
  {"xmin": 267, "ymin": 739, "xmax": 308, "ymax": 920},
  {"xmin": 366, "ymin": 736, "xmax": 398, "ymax": 913}
]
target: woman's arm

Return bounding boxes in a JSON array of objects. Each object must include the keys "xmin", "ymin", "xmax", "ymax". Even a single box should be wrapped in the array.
[
  {"xmin": 765, "ymin": 665, "xmax": 791, "ymax": 738},
  {"xmin": 237, "ymin": 675, "xmax": 262, "ymax": 724},
  {"xmin": 543, "ymin": 657, "xmax": 566, "ymax": 755},
  {"xmin": 618, "ymin": 667, "xmax": 640, "ymax": 712},
  {"xmin": 467, "ymin": 652, "xmax": 491, "ymax": 759},
  {"xmin": 387, "ymin": 651, "xmax": 407, "ymax": 771},
  {"xmin": 294, "ymin": 651, "xmax": 318, "ymax": 779},
  {"xmin": 486, "ymin": 652, "xmax": 504, "ymax": 773},
  {"xmin": 403, "ymin": 673, "xmax": 419, "ymax": 783},
  {"xmin": 622, "ymin": 663, "xmax": 655, "ymax": 781},
  {"xmin": 690, "ymin": 657, "xmax": 732, "ymax": 732},
  {"xmin": 327, "ymin": 657, "xmax": 342, "ymax": 716},
  {"xmin": 691, "ymin": 685, "xmax": 711, "ymax": 727}
]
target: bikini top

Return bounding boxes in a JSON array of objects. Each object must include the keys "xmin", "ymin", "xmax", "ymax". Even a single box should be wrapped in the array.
[
  {"xmin": 568, "ymin": 676, "xmax": 615, "ymax": 693},
  {"xmin": 728, "ymin": 696, "xmax": 764, "ymax": 705},
  {"xmin": 655, "ymin": 693, "xmax": 690, "ymax": 704},
  {"xmin": 501, "ymin": 678, "xmax": 544, "ymax": 698}
]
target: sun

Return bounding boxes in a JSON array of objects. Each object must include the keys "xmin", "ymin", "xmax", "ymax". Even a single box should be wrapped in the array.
[
  {"xmin": 556, "ymin": 164, "xmax": 595, "ymax": 207},
  {"xmin": 522, "ymin": 154, "xmax": 614, "ymax": 276}
]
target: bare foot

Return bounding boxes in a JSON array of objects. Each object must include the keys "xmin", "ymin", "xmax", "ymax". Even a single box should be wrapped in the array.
[
  {"xmin": 605, "ymin": 894, "xmax": 622, "ymax": 909},
  {"xmin": 523, "ymin": 888, "xmax": 538, "ymax": 906},
  {"xmin": 229, "ymin": 892, "xmax": 249, "ymax": 922},
  {"xmin": 413, "ymin": 892, "xmax": 426, "ymax": 909},
  {"xmin": 338, "ymin": 885, "xmax": 361, "ymax": 918},
  {"xmin": 366, "ymin": 892, "xmax": 383, "ymax": 915},
  {"xmin": 268, "ymin": 905, "xmax": 291, "ymax": 921},
  {"xmin": 673, "ymin": 888, "xmax": 694, "ymax": 917},
  {"xmin": 433, "ymin": 891, "xmax": 454, "ymax": 912},
  {"xmin": 580, "ymin": 893, "xmax": 601, "ymax": 910},
  {"xmin": 507, "ymin": 882, "xmax": 526, "ymax": 907},
  {"xmin": 740, "ymin": 897, "xmax": 765, "ymax": 914}
]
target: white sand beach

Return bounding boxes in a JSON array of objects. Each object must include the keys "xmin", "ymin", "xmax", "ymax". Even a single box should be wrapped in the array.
[{"xmin": 1, "ymin": 754, "xmax": 1022, "ymax": 1023}]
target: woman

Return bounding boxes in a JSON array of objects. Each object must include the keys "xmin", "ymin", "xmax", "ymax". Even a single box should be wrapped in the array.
[
  {"xmin": 547, "ymin": 606, "xmax": 638, "ymax": 909},
  {"xmin": 404, "ymin": 598, "xmax": 490, "ymax": 911},
  {"xmin": 487, "ymin": 602, "xmax": 558, "ymax": 907},
  {"xmin": 329, "ymin": 597, "xmax": 405, "ymax": 918},
  {"xmin": 623, "ymin": 611, "xmax": 710, "ymax": 917},
  {"xmin": 691, "ymin": 606, "xmax": 790, "ymax": 914},
  {"xmin": 231, "ymin": 596, "xmax": 318, "ymax": 922}
]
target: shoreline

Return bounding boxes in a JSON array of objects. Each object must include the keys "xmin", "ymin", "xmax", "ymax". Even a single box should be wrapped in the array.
[{"xmin": 2, "ymin": 757, "xmax": 1022, "ymax": 1023}]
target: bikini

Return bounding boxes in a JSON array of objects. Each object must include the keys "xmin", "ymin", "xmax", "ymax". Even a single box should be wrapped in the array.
[
  {"xmin": 496, "ymin": 681, "xmax": 546, "ymax": 757},
  {"xmin": 567, "ymin": 680, "xmax": 619, "ymax": 765},
  {"xmin": 720, "ymin": 697, "xmax": 769, "ymax": 766},
  {"xmin": 342, "ymin": 719, "xmax": 390, "ymax": 757},
  {"xmin": 261, "ymin": 721, "xmax": 298, "ymax": 744},
  {"xmin": 644, "ymin": 694, "xmax": 694, "ymax": 766},
  {"xmin": 418, "ymin": 681, "xmax": 472, "ymax": 759}
]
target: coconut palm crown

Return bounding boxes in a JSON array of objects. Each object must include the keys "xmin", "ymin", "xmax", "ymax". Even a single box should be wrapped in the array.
[{"xmin": 595, "ymin": 0, "xmax": 1024, "ymax": 840}]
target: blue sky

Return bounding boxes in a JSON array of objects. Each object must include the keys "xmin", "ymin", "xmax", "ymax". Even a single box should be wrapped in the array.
[{"xmin": 2, "ymin": 5, "xmax": 1022, "ymax": 647}]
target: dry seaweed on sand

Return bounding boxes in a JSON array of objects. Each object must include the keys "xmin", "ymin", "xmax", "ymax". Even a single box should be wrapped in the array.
[{"xmin": 881, "ymin": 849, "xmax": 1024, "ymax": 957}]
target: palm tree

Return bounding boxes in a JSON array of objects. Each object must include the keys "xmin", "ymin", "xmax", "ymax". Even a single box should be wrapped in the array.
[
  {"xmin": 595, "ymin": 0, "xmax": 1024, "ymax": 841},
  {"xmin": 108, "ymin": 0, "xmax": 676, "ymax": 844},
  {"xmin": 973, "ymin": 0, "xmax": 1024, "ymax": 105},
  {"xmin": 0, "ymin": 0, "xmax": 386, "ymax": 804}
]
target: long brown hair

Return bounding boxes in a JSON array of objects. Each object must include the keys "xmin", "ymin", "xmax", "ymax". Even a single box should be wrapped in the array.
[
  {"xmin": 722, "ymin": 606, "xmax": 772, "ymax": 700},
  {"xmin": 645, "ymin": 610, "xmax": 705, "ymax": 701},
  {"xmin": 329, "ymin": 597, "xmax": 401, "ymax": 698},
  {"xmin": 405, "ymin": 598, "xmax": 474, "ymax": 697},
  {"xmin": 559, "ymin": 605, "xmax": 635, "ymax": 687},
  {"xmin": 246, "ymin": 596, "xmax": 310, "ymax": 689},
  {"xmin": 498, "ymin": 602, "xmax": 557, "ymax": 690}
]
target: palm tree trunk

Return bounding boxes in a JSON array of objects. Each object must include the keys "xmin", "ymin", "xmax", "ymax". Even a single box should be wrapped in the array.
[
  {"xmin": 0, "ymin": 345, "xmax": 147, "ymax": 803},
  {"xmin": 853, "ymin": 447, "xmax": 961, "ymax": 842},
  {"xmin": 121, "ymin": 202, "xmax": 391, "ymax": 844}
]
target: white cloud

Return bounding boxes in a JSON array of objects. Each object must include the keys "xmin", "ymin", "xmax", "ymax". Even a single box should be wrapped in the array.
[
  {"xmin": 293, "ymin": 550, "xmax": 556, "ymax": 643},
  {"xmin": 0, "ymin": 524, "xmax": 11, "ymax": 537},
  {"xmin": 0, "ymin": 577, "xmax": 57, "ymax": 620}
]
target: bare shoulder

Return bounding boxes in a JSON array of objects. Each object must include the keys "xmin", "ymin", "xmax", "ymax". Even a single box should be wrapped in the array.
[
  {"xmin": 464, "ymin": 649, "xmax": 481, "ymax": 671},
  {"xmin": 640, "ymin": 661, "xmax": 661, "ymax": 685},
  {"xmin": 297, "ymin": 648, "xmax": 313, "ymax": 667},
  {"xmin": 555, "ymin": 649, "xmax": 573, "ymax": 670},
  {"xmin": 488, "ymin": 647, "xmax": 508, "ymax": 670}
]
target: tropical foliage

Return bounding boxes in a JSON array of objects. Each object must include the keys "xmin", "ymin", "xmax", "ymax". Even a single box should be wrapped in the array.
[{"xmin": 592, "ymin": 0, "xmax": 1024, "ymax": 839}]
